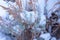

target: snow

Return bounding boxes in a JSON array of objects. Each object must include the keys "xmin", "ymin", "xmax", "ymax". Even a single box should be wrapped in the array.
[
  {"xmin": 51, "ymin": 37, "xmax": 56, "ymax": 40},
  {"xmin": 20, "ymin": 11, "xmax": 38, "ymax": 24},
  {"xmin": 40, "ymin": 33, "xmax": 51, "ymax": 40},
  {"xmin": 0, "ymin": 0, "xmax": 9, "ymax": 20},
  {"xmin": 47, "ymin": 0, "xmax": 58, "ymax": 11},
  {"xmin": 0, "ymin": 32, "xmax": 11, "ymax": 40},
  {"xmin": 38, "ymin": 0, "xmax": 45, "ymax": 15},
  {"xmin": 39, "ymin": 14, "xmax": 46, "ymax": 26},
  {"xmin": 0, "ymin": 0, "xmax": 9, "ymax": 8},
  {"xmin": 47, "ymin": 0, "xmax": 59, "ymax": 18},
  {"xmin": 0, "ymin": 7, "xmax": 9, "ymax": 20},
  {"xmin": 0, "ymin": 0, "xmax": 59, "ymax": 40},
  {"xmin": 33, "ymin": 39, "xmax": 37, "ymax": 40},
  {"xmin": 9, "ymin": 15, "xmax": 14, "ymax": 21}
]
